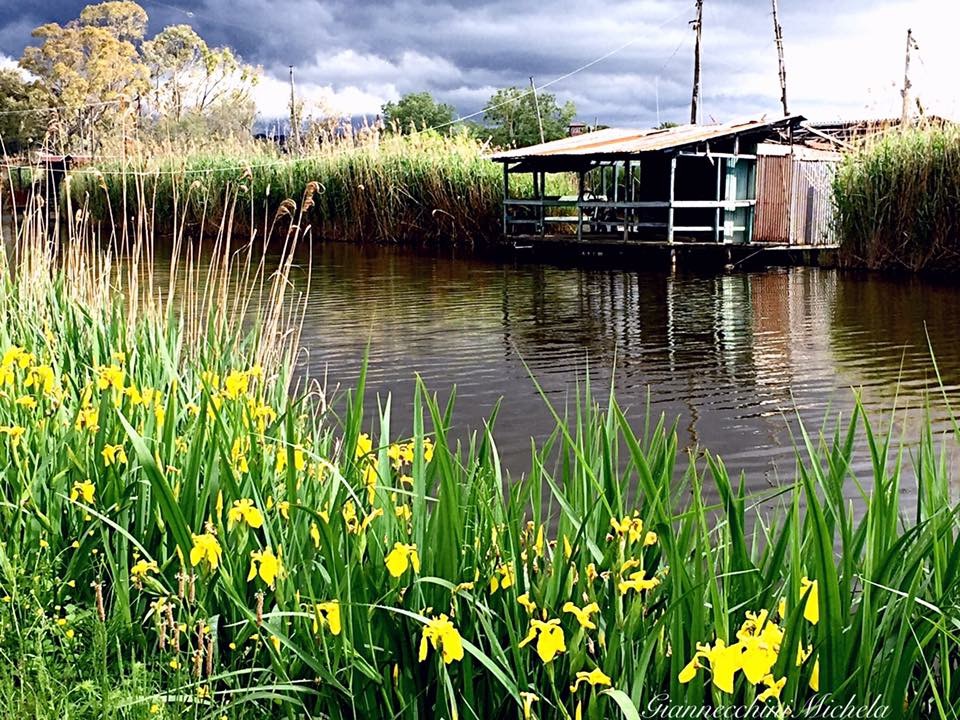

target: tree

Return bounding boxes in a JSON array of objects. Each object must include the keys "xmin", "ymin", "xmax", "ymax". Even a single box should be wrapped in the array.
[
  {"xmin": 143, "ymin": 25, "xmax": 259, "ymax": 124},
  {"xmin": 483, "ymin": 86, "xmax": 576, "ymax": 149},
  {"xmin": 382, "ymin": 92, "xmax": 455, "ymax": 133},
  {"xmin": 0, "ymin": 70, "xmax": 50, "ymax": 152},
  {"xmin": 20, "ymin": 2, "xmax": 150, "ymax": 148}
]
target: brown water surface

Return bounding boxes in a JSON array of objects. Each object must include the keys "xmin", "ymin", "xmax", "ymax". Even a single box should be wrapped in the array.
[{"xmin": 250, "ymin": 243, "xmax": 960, "ymax": 509}]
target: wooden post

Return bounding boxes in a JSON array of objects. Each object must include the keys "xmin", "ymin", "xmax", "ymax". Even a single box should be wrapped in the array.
[
  {"xmin": 530, "ymin": 76, "xmax": 546, "ymax": 144},
  {"xmin": 289, "ymin": 65, "xmax": 301, "ymax": 153},
  {"xmin": 623, "ymin": 160, "xmax": 631, "ymax": 242},
  {"xmin": 690, "ymin": 0, "xmax": 703, "ymax": 124},
  {"xmin": 540, "ymin": 171, "xmax": 546, "ymax": 239},
  {"xmin": 577, "ymin": 170, "xmax": 585, "ymax": 242},
  {"xmin": 901, "ymin": 29, "xmax": 916, "ymax": 126},
  {"xmin": 667, "ymin": 155, "xmax": 677, "ymax": 244},
  {"xmin": 714, "ymin": 157, "xmax": 722, "ymax": 243},
  {"xmin": 502, "ymin": 164, "xmax": 509, "ymax": 236},
  {"xmin": 771, "ymin": 0, "xmax": 789, "ymax": 116}
]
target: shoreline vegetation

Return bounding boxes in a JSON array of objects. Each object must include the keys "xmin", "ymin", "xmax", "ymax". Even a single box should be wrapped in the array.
[
  {"xmin": 834, "ymin": 123, "xmax": 960, "ymax": 273},
  {"xmin": 0, "ymin": 179, "xmax": 957, "ymax": 719},
  {"xmin": 67, "ymin": 132, "xmax": 516, "ymax": 246}
]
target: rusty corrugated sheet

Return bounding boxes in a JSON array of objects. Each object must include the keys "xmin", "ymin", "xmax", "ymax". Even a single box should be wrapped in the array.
[
  {"xmin": 753, "ymin": 154, "xmax": 793, "ymax": 244},
  {"xmin": 490, "ymin": 115, "xmax": 805, "ymax": 160}
]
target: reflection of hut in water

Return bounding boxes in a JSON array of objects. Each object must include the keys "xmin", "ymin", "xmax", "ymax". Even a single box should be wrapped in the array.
[{"xmin": 491, "ymin": 114, "xmax": 839, "ymax": 248}]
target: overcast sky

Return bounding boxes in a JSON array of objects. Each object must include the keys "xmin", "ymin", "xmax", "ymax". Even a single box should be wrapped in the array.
[{"xmin": 1, "ymin": 0, "xmax": 957, "ymax": 127}]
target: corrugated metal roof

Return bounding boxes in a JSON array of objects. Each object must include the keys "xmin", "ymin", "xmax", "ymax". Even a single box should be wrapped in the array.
[{"xmin": 490, "ymin": 115, "xmax": 804, "ymax": 161}]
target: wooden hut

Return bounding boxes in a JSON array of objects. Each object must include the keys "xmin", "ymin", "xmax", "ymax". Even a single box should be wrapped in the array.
[{"xmin": 490, "ymin": 114, "xmax": 837, "ymax": 248}]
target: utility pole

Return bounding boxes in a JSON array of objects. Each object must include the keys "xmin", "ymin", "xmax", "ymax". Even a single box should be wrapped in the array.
[
  {"xmin": 901, "ymin": 29, "xmax": 918, "ymax": 126},
  {"xmin": 771, "ymin": 0, "xmax": 789, "ymax": 116},
  {"xmin": 529, "ymin": 76, "xmax": 545, "ymax": 144},
  {"xmin": 289, "ymin": 65, "xmax": 300, "ymax": 153},
  {"xmin": 690, "ymin": 0, "xmax": 703, "ymax": 124}
]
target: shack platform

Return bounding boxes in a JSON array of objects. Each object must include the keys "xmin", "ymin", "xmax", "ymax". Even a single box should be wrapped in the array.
[{"xmin": 501, "ymin": 235, "xmax": 838, "ymax": 271}]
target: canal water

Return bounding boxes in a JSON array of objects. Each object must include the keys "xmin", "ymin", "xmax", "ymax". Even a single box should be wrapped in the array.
[{"xmin": 270, "ymin": 242, "xmax": 960, "ymax": 507}]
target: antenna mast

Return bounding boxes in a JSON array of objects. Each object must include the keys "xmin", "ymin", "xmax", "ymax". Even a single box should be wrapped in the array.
[
  {"xmin": 690, "ymin": 0, "xmax": 703, "ymax": 124},
  {"xmin": 771, "ymin": 0, "xmax": 789, "ymax": 116},
  {"xmin": 289, "ymin": 65, "xmax": 301, "ymax": 153},
  {"xmin": 900, "ymin": 29, "xmax": 918, "ymax": 126},
  {"xmin": 529, "ymin": 76, "xmax": 546, "ymax": 144}
]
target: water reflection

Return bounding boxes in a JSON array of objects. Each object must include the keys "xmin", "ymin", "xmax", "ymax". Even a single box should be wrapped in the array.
[
  {"xmin": 8, "ymin": 227, "xmax": 957, "ymax": 506},
  {"xmin": 268, "ymin": 245, "xmax": 958, "ymax": 507}
]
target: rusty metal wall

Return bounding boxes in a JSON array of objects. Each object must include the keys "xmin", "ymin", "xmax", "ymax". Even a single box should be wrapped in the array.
[
  {"xmin": 790, "ymin": 160, "xmax": 836, "ymax": 246},
  {"xmin": 753, "ymin": 154, "xmax": 792, "ymax": 244}
]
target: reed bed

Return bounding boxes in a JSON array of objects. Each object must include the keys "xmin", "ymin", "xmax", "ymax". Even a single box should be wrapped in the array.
[
  {"xmin": 67, "ymin": 131, "xmax": 539, "ymax": 246},
  {"xmin": 0, "ymin": 181, "xmax": 957, "ymax": 719},
  {"xmin": 834, "ymin": 123, "xmax": 960, "ymax": 272}
]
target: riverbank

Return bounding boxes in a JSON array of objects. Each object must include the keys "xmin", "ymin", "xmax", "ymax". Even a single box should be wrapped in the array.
[
  {"xmin": 834, "ymin": 123, "xmax": 960, "ymax": 272},
  {"xmin": 0, "ymin": 212, "xmax": 957, "ymax": 718},
  {"xmin": 67, "ymin": 131, "xmax": 517, "ymax": 246}
]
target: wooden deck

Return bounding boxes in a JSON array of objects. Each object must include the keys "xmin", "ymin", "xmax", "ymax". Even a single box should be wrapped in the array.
[{"xmin": 502, "ymin": 233, "xmax": 839, "ymax": 270}]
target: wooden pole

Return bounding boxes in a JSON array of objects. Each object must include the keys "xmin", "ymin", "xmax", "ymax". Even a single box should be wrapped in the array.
[
  {"xmin": 771, "ymin": 0, "xmax": 789, "ymax": 116},
  {"xmin": 690, "ymin": 0, "xmax": 703, "ymax": 124},
  {"xmin": 530, "ymin": 76, "xmax": 546, "ymax": 144},
  {"xmin": 901, "ymin": 29, "xmax": 916, "ymax": 126},
  {"xmin": 289, "ymin": 65, "xmax": 301, "ymax": 153}
]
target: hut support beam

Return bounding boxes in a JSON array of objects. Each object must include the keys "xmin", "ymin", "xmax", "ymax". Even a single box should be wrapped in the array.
[
  {"xmin": 714, "ymin": 157, "xmax": 722, "ymax": 243},
  {"xmin": 667, "ymin": 155, "xmax": 677, "ymax": 244},
  {"xmin": 502, "ymin": 164, "xmax": 509, "ymax": 236},
  {"xmin": 577, "ymin": 170, "xmax": 585, "ymax": 242},
  {"xmin": 623, "ymin": 160, "xmax": 632, "ymax": 243}
]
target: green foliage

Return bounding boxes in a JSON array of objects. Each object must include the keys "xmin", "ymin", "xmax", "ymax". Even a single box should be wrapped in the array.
[
  {"xmin": 0, "ymin": 70, "xmax": 49, "ymax": 152},
  {"xmin": 0, "ymin": 200, "xmax": 957, "ymax": 717},
  {"xmin": 483, "ymin": 86, "xmax": 576, "ymax": 149},
  {"xmin": 18, "ymin": 2, "xmax": 258, "ymax": 150},
  {"xmin": 70, "ymin": 132, "xmax": 563, "ymax": 245},
  {"xmin": 382, "ymin": 92, "xmax": 456, "ymax": 134},
  {"xmin": 834, "ymin": 124, "xmax": 960, "ymax": 271}
]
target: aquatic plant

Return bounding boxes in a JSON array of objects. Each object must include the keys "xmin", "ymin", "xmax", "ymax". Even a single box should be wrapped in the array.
[
  {"xmin": 0, "ymin": 170, "xmax": 957, "ymax": 719},
  {"xmin": 65, "ymin": 130, "xmax": 574, "ymax": 247},
  {"xmin": 834, "ymin": 122, "xmax": 960, "ymax": 271}
]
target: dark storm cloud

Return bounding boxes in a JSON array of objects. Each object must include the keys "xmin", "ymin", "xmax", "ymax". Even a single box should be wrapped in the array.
[{"xmin": 0, "ymin": 0, "xmax": 941, "ymax": 125}]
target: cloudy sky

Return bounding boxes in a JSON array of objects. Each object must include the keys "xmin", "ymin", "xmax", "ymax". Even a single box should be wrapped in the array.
[{"xmin": 1, "ymin": 0, "xmax": 957, "ymax": 127}]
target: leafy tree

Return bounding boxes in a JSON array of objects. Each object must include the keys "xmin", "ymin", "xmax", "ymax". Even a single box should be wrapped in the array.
[
  {"xmin": 143, "ymin": 25, "xmax": 259, "ymax": 124},
  {"xmin": 20, "ymin": 2, "xmax": 150, "ymax": 148},
  {"xmin": 0, "ymin": 70, "xmax": 49, "ymax": 152},
  {"xmin": 382, "ymin": 92, "xmax": 455, "ymax": 133},
  {"xmin": 483, "ymin": 86, "xmax": 576, "ymax": 149}
]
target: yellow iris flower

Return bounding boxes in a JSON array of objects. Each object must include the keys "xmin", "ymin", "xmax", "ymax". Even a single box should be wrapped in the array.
[
  {"xmin": 102, "ymin": 444, "xmax": 127, "ymax": 466},
  {"xmin": 385, "ymin": 542, "xmax": 420, "ymax": 578},
  {"xmin": 570, "ymin": 667, "xmax": 612, "ymax": 692},
  {"xmin": 313, "ymin": 601, "xmax": 342, "ymax": 635},
  {"xmin": 228, "ymin": 498, "xmax": 264, "ymax": 529},
  {"xmin": 419, "ymin": 614, "xmax": 464, "ymax": 665},
  {"xmin": 190, "ymin": 532, "xmax": 222, "ymax": 571},
  {"xmin": 562, "ymin": 601, "xmax": 601, "ymax": 630},
  {"xmin": 519, "ymin": 618, "xmax": 566, "ymax": 663},
  {"xmin": 69, "ymin": 480, "xmax": 95, "ymax": 504},
  {"xmin": 248, "ymin": 546, "xmax": 282, "ymax": 587}
]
